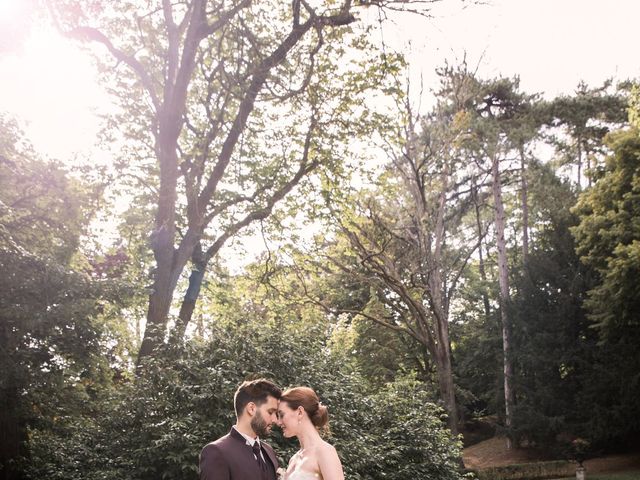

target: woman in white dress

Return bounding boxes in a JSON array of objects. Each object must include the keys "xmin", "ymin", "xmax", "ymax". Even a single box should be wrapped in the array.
[{"xmin": 277, "ymin": 387, "xmax": 344, "ymax": 480}]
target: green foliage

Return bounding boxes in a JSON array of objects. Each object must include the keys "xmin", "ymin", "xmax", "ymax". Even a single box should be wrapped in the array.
[
  {"xmin": 509, "ymin": 199, "xmax": 594, "ymax": 447},
  {"xmin": 451, "ymin": 302, "xmax": 503, "ymax": 418},
  {"xmin": 508, "ymin": 150, "xmax": 640, "ymax": 450},
  {"xmin": 0, "ymin": 113, "xmax": 133, "ymax": 480},
  {"xmin": 475, "ymin": 460, "xmax": 574, "ymax": 480},
  {"xmin": 572, "ymin": 324, "xmax": 640, "ymax": 449},
  {"xmin": 571, "ymin": 129, "xmax": 640, "ymax": 334},
  {"xmin": 629, "ymin": 83, "xmax": 640, "ymax": 129},
  {"xmin": 0, "ymin": 115, "xmax": 89, "ymax": 262},
  {"xmin": 330, "ymin": 315, "xmax": 430, "ymax": 387},
  {"xmin": 25, "ymin": 321, "xmax": 466, "ymax": 480},
  {"xmin": 362, "ymin": 376, "xmax": 465, "ymax": 480},
  {"xmin": 544, "ymin": 81, "xmax": 628, "ymax": 186},
  {"xmin": 23, "ymin": 255, "xmax": 464, "ymax": 479}
]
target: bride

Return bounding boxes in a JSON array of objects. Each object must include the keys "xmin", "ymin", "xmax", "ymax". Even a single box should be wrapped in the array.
[{"xmin": 277, "ymin": 387, "xmax": 344, "ymax": 480}]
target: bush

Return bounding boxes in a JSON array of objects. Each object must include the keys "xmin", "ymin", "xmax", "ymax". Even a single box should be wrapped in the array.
[{"xmin": 25, "ymin": 323, "xmax": 466, "ymax": 480}]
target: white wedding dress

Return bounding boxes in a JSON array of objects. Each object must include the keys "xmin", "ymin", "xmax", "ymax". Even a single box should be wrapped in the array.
[
  {"xmin": 283, "ymin": 450, "xmax": 322, "ymax": 480},
  {"xmin": 285, "ymin": 471, "xmax": 321, "ymax": 480}
]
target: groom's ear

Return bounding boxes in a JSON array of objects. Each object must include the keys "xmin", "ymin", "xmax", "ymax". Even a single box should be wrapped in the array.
[{"xmin": 246, "ymin": 401, "xmax": 257, "ymax": 416}]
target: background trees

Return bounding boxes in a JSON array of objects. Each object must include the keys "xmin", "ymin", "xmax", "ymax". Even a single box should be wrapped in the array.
[
  {"xmin": 46, "ymin": 0, "xmax": 412, "ymax": 365},
  {"xmin": 2, "ymin": 1, "xmax": 640, "ymax": 477},
  {"xmin": 568, "ymin": 124, "xmax": 640, "ymax": 448},
  {"xmin": 0, "ymin": 114, "xmax": 131, "ymax": 480},
  {"xmin": 313, "ymin": 70, "xmax": 485, "ymax": 434},
  {"xmin": 571, "ymin": 129, "xmax": 640, "ymax": 336}
]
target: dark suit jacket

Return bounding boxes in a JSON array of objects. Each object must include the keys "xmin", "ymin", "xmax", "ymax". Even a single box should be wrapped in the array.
[{"xmin": 199, "ymin": 427, "xmax": 278, "ymax": 480}]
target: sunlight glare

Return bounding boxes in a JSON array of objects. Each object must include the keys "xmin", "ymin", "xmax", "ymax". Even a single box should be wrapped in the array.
[
  {"xmin": 0, "ymin": 0, "xmax": 32, "ymax": 53},
  {"xmin": 0, "ymin": 20, "xmax": 110, "ymax": 161},
  {"xmin": 0, "ymin": 0, "xmax": 19, "ymax": 16}
]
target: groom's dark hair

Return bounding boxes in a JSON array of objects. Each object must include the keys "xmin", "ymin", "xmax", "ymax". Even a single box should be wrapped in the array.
[{"xmin": 234, "ymin": 378, "xmax": 282, "ymax": 417}]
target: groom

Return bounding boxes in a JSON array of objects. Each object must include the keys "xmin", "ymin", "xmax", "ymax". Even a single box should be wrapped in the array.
[{"xmin": 199, "ymin": 378, "xmax": 282, "ymax": 480}]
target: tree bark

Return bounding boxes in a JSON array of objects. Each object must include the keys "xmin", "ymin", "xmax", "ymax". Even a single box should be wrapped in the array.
[
  {"xmin": 472, "ymin": 180, "xmax": 492, "ymax": 319},
  {"xmin": 138, "ymin": 131, "xmax": 190, "ymax": 360},
  {"xmin": 577, "ymin": 138, "xmax": 583, "ymax": 188},
  {"xmin": 172, "ymin": 242, "xmax": 207, "ymax": 342},
  {"xmin": 519, "ymin": 144, "xmax": 529, "ymax": 264},
  {"xmin": 433, "ymin": 313, "xmax": 459, "ymax": 435},
  {"xmin": 491, "ymin": 152, "xmax": 515, "ymax": 449}
]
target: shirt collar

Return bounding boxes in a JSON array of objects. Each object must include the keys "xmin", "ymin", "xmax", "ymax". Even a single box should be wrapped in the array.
[{"xmin": 232, "ymin": 425, "xmax": 260, "ymax": 446}]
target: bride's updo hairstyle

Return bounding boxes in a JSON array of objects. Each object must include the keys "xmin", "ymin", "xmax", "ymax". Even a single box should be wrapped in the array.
[{"xmin": 280, "ymin": 386, "xmax": 329, "ymax": 431}]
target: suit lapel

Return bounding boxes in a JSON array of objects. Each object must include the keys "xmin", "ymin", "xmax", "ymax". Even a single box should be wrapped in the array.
[
  {"xmin": 262, "ymin": 443, "xmax": 278, "ymax": 471},
  {"xmin": 229, "ymin": 427, "xmax": 257, "ymax": 465}
]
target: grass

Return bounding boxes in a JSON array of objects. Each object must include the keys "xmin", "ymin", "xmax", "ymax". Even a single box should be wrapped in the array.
[{"xmin": 552, "ymin": 471, "xmax": 640, "ymax": 480}]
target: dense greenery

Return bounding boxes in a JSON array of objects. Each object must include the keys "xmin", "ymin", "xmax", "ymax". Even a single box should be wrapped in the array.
[
  {"xmin": 0, "ymin": 115, "xmax": 131, "ymax": 480},
  {"xmin": 23, "ymin": 311, "xmax": 465, "ymax": 480}
]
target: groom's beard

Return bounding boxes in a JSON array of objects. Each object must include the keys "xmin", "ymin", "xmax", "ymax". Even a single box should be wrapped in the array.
[{"xmin": 251, "ymin": 410, "xmax": 271, "ymax": 437}]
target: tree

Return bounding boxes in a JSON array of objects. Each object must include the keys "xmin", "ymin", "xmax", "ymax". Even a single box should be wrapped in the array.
[
  {"xmin": 455, "ymin": 74, "xmax": 540, "ymax": 446},
  {"xmin": 0, "ymin": 114, "xmax": 128, "ymax": 480},
  {"xmin": 46, "ymin": 0, "xmax": 427, "ymax": 366},
  {"xmin": 629, "ymin": 83, "xmax": 640, "ymax": 129},
  {"xmin": 571, "ymin": 128, "xmax": 640, "ymax": 336},
  {"xmin": 546, "ymin": 81, "xmax": 627, "ymax": 188},
  {"xmin": 508, "ymin": 162, "xmax": 592, "ymax": 448},
  {"xmin": 507, "ymin": 136, "xmax": 640, "ymax": 450},
  {"xmin": 313, "ymin": 72, "xmax": 489, "ymax": 434}
]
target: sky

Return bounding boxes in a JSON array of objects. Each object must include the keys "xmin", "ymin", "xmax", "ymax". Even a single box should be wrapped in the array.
[
  {"xmin": 385, "ymin": 0, "xmax": 640, "ymax": 101},
  {"xmin": 0, "ymin": 0, "xmax": 639, "ymax": 161}
]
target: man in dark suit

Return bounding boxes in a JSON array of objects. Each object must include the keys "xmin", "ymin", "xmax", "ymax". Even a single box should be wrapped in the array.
[{"xmin": 200, "ymin": 379, "xmax": 282, "ymax": 480}]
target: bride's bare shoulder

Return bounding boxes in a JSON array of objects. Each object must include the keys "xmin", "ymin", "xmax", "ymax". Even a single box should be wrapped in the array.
[
  {"xmin": 316, "ymin": 440, "xmax": 341, "ymax": 465},
  {"xmin": 317, "ymin": 440, "xmax": 337, "ymax": 454},
  {"xmin": 316, "ymin": 440, "xmax": 343, "ymax": 480}
]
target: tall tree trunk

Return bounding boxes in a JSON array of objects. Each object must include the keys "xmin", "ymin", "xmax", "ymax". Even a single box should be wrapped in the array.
[
  {"xmin": 172, "ymin": 243, "xmax": 207, "ymax": 342},
  {"xmin": 576, "ymin": 139, "xmax": 583, "ymax": 188},
  {"xmin": 491, "ymin": 153, "xmax": 515, "ymax": 449},
  {"xmin": 138, "ymin": 126, "xmax": 182, "ymax": 362},
  {"xmin": 586, "ymin": 145, "xmax": 592, "ymax": 188},
  {"xmin": 428, "ymin": 239, "xmax": 459, "ymax": 435},
  {"xmin": 429, "ymin": 161, "xmax": 459, "ymax": 435},
  {"xmin": 434, "ymin": 343, "xmax": 459, "ymax": 435},
  {"xmin": 519, "ymin": 144, "xmax": 529, "ymax": 264},
  {"xmin": 472, "ymin": 181, "xmax": 491, "ymax": 319}
]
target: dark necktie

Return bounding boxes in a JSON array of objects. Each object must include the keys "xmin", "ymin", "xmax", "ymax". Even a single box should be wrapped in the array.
[{"xmin": 252, "ymin": 441, "xmax": 266, "ymax": 471}]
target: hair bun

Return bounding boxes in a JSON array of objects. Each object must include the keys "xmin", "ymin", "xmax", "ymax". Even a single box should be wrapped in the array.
[{"xmin": 311, "ymin": 403, "xmax": 329, "ymax": 429}]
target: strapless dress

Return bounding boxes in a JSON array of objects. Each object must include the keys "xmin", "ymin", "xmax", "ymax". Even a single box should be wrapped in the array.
[{"xmin": 285, "ymin": 470, "xmax": 322, "ymax": 480}]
